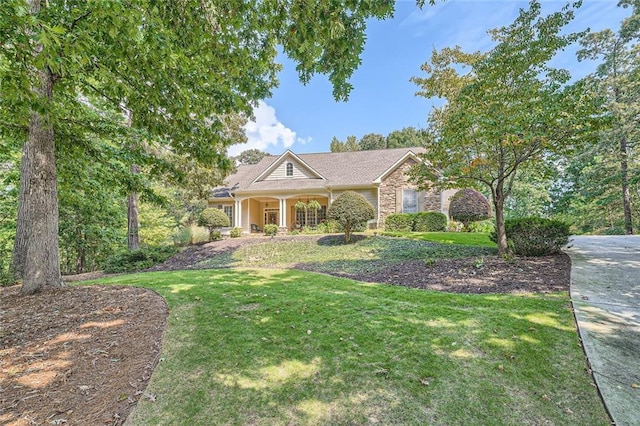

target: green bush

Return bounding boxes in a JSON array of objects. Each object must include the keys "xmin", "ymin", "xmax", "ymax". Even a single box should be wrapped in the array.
[
  {"xmin": 103, "ymin": 245, "xmax": 179, "ymax": 273},
  {"xmin": 384, "ymin": 213, "xmax": 413, "ymax": 232},
  {"xmin": 263, "ymin": 224, "xmax": 278, "ymax": 236},
  {"xmin": 490, "ymin": 217, "xmax": 570, "ymax": 256},
  {"xmin": 412, "ymin": 212, "xmax": 447, "ymax": 232},
  {"xmin": 210, "ymin": 230, "xmax": 222, "ymax": 241},
  {"xmin": 198, "ymin": 208, "xmax": 230, "ymax": 241},
  {"xmin": 230, "ymin": 227, "xmax": 243, "ymax": 238},
  {"xmin": 327, "ymin": 191, "xmax": 375, "ymax": 243}
]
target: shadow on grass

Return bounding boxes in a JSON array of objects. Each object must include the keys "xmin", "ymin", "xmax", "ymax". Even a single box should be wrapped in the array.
[{"xmin": 101, "ymin": 268, "xmax": 608, "ymax": 426}]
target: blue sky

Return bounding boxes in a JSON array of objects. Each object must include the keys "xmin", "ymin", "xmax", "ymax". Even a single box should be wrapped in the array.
[{"xmin": 230, "ymin": 0, "xmax": 629, "ymax": 156}]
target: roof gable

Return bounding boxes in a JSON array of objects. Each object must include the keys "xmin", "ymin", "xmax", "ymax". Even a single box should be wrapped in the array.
[{"xmin": 252, "ymin": 150, "xmax": 325, "ymax": 183}]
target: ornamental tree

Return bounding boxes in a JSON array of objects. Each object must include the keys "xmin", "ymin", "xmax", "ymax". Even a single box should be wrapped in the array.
[
  {"xmin": 198, "ymin": 208, "xmax": 230, "ymax": 242},
  {"xmin": 410, "ymin": 0, "xmax": 601, "ymax": 256},
  {"xmin": 327, "ymin": 191, "xmax": 375, "ymax": 243},
  {"xmin": 448, "ymin": 188, "xmax": 492, "ymax": 231}
]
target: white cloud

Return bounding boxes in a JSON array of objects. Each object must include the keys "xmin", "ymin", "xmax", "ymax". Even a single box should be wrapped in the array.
[{"xmin": 228, "ymin": 101, "xmax": 310, "ymax": 157}]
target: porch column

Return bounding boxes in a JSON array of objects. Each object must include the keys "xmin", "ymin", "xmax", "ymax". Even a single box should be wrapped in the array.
[
  {"xmin": 279, "ymin": 198, "xmax": 287, "ymax": 228},
  {"xmin": 234, "ymin": 199, "xmax": 242, "ymax": 228}
]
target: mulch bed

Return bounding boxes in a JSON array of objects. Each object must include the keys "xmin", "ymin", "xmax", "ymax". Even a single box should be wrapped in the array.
[{"xmin": 1, "ymin": 235, "xmax": 570, "ymax": 424}]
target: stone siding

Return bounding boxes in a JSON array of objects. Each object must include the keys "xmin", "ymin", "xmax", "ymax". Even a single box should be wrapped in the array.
[{"xmin": 378, "ymin": 158, "xmax": 441, "ymax": 228}]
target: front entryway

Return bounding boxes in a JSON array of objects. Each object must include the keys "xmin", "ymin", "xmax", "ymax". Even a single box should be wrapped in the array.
[{"xmin": 264, "ymin": 208, "xmax": 279, "ymax": 226}]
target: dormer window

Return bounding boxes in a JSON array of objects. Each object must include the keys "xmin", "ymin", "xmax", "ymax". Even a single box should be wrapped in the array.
[{"xmin": 286, "ymin": 162, "xmax": 293, "ymax": 177}]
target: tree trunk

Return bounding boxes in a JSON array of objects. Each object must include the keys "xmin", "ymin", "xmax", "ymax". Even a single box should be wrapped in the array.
[
  {"xmin": 10, "ymin": 139, "xmax": 32, "ymax": 282},
  {"xmin": 127, "ymin": 169, "xmax": 140, "ymax": 250},
  {"xmin": 620, "ymin": 135, "xmax": 633, "ymax": 234},
  {"xmin": 493, "ymin": 183, "xmax": 509, "ymax": 257},
  {"xmin": 19, "ymin": 69, "xmax": 64, "ymax": 295}
]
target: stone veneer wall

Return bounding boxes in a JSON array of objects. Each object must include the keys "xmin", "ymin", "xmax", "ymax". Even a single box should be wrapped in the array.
[{"xmin": 378, "ymin": 158, "xmax": 441, "ymax": 228}]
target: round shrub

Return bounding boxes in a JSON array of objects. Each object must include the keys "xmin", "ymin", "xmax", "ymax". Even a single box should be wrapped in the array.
[
  {"xmin": 490, "ymin": 217, "xmax": 570, "ymax": 256},
  {"xmin": 263, "ymin": 224, "xmax": 278, "ymax": 236},
  {"xmin": 198, "ymin": 208, "xmax": 230, "ymax": 241},
  {"xmin": 384, "ymin": 213, "xmax": 413, "ymax": 232},
  {"xmin": 327, "ymin": 191, "xmax": 375, "ymax": 243},
  {"xmin": 412, "ymin": 212, "xmax": 447, "ymax": 232},
  {"xmin": 449, "ymin": 188, "xmax": 492, "ymax": 231},
  {"xmin": 230, "ymin": 227, "xmax": 243, "ymax": 238}
]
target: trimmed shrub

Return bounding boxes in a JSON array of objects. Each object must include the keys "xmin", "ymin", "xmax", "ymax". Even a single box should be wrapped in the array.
[
  {"xmin": 230, "ymin": 227, "xmax": 243, "ymax": 238},
  {"xmin": 198, "ymin": 208, "xmax": 230, "ymax": 241},
  {"xmin": 490, "ymin": 217, "xmax": 570, "ymax": 256},
  {"xmin": 327, "ymin": 191, "xmax": 375, "ymax": 243},
  {"xmin": 263, "ymin": 224, "xmax": 278, "ymax": 236},
  {"xmin": 449, "ymin": 188, "xmax": 492, "ymax": 231},
  {"xmin": 103, "ymin": 245, "xmax": 178, "ymax": 273},
  {"xmin": 384, "ymin": 213, "xmax": 413, "ymax": 232},
  {"xmin": 412, "ymin": 212, "xmax": 447, "ymax": 232}
]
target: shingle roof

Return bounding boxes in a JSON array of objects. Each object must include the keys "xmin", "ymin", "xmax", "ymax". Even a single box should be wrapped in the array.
[{"xmin": 214, "ymin": 147, "xmax": 426, "ymax": 197}]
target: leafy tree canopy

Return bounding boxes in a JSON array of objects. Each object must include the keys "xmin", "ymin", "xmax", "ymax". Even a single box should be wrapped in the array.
[
  {"xmin": 235, "ymin": 149, "xmax": 271, "ymax": 166},
  {"xmin": 409, "ymin": 0, "xmax": 601, "ymax": 255}
]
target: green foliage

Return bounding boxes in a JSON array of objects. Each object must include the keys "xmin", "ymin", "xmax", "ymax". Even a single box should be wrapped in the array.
[
  {"xmin": 449, "ymin": 188, "xmax": 492, "ymax": 230},
  {"xmin": 384, "ymin": 213, "xmax": 413, "ymax": 232},
  {"xmin": 385, "ymin": 212, "xmax": 446, "ymax": 232},
  {"xmin": 198, "ymin": 208, "xmax": 230, "ymax": 241},
  {"xmin": 173, "ymin": 225, "xmax": 210, "ymax": 247},
  {"xmin": 230, "ymin": 227, "xmax": 243, "ymax": 238},
  {"xmin": 263, "ymin": 224, "xmax": 278, "ymax": 236},
  {"xmin": 139, "ymin": 202, "xmax": 178, "ymax": 246},
  {"xmin": 234, "ymin": 149, "xmax": 270, "ymax": 166},
  {"xmin": 102, "ymin": 246, "xmax": 178, "ymax": 273},
  {"xmin": 327, "ymin": 191, "xmax": 375, "ymax": 243},
  {"xmin": 210, "ymin": 230, "xmax": 222, "ymax": 241},
  {"xmin": 413, "ymin": 211, "xmax": 447, "ymax": 232},
  {"xmin": 410, "ymin": 1, "xmax": 599, "ymax": 255},
  {"xmin": 490, "ymin": 217, "xmax": 570, "ymax": 256},
  {"xmin": 468, "ymin": 220, "xmax": 495, "ymax": 234}
]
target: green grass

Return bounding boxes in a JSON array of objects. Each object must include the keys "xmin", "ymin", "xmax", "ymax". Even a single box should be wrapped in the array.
[
  {"xmin": 88, "ymin": 269, "xmax": 608, "ymax": 425},
  {"xmin": 197, "ymin": 235, "xmax": 496, "ymax": 275},
  {"xmin": 381, "ymin": 231, "xmax": 497, "ymax": 247}
]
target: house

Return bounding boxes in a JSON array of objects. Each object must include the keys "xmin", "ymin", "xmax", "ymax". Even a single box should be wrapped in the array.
[{"xmin": 209, "ymin": 147, "xmax": 456, "ymax": 233}]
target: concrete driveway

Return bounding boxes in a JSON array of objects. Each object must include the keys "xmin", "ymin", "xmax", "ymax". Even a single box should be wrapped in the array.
[{"xmin": 565, "ymin": 235, "xmax": 640, "ymax": 426}]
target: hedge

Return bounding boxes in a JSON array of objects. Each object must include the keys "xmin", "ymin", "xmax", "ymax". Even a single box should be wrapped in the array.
[{"xmin": 384, "ymin": 211, "xmax": 447, "ymax": 232}]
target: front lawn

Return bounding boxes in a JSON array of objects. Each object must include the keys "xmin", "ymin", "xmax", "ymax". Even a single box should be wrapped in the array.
[
  {"xmin": 91, "ymin": 269, "xmax": 608, "ymax": 425},
  {"xmin": 381, "ymin": 231, "xmax": 497, "ymax": 247},
  {"xmin": 196, "ymin": 234, "xmax": 496, "ymax": 275}
]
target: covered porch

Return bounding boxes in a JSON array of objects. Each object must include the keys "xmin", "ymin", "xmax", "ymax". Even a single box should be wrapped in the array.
[{"xmin": 234, "ymin": 194, "xmax": 330, "ymax": 233}]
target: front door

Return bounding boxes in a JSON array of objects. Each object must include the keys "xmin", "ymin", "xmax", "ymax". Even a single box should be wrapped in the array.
[{"xmin": 264, "ymin": 209, "xmax": 279, "ymax": 226}]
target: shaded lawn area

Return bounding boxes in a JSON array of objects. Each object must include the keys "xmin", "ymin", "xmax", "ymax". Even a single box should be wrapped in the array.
[
  {"xmin": 90, "ymin": 269, "xmax": 608, "ymax": 425},
  {"xmin": 195, "ymin": 235, "xmax": 496, "ymax": 275}
]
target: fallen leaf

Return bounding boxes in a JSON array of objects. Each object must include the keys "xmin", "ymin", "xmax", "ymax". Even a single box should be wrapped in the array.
[
  {"xmin": 498, "ymin": 365, "xmax": 504, "ymax": 372},
  {"xmin": 631, "ymin": 383, "xmax": 639, "ymax": 389}
]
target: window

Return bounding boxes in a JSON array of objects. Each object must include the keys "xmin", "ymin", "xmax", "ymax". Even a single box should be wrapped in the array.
[
  {"xmin": 223, "ymin": 205, "xmax": 233, "ymax": 224},
  {"xmin": 402, "ymin": 189, "xmax": 418, "ymax": 213},
  {"xmin": 286, "ymin": 162, "xmax": 293, "ymax": 177},
  {"xmin": 294, "ymin": 205, "xmax": 327, "ymax": 228}
]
